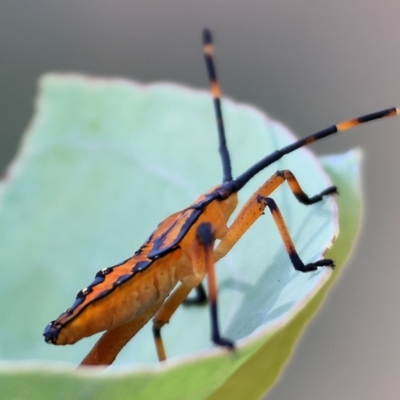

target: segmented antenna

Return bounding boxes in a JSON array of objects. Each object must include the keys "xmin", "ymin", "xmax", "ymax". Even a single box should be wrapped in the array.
[
  {"xmin": 203, "ymin": 28, "xmax": 233, "ymax": 183},
  {"xmin": 235, "ymin": 107, "xmax": 400, "ymax": 190}
]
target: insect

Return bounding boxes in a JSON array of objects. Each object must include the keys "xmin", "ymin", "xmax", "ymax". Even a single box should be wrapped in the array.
[{"xmin": 43, "ymin": 29, "xmax": 399, "ymax": 367}]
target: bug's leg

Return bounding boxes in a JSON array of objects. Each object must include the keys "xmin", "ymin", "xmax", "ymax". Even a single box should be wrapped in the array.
[
  {"xmin": 183, "ymin": 283, "xmax": 208, "ymax": 306},
  {"xmin": 152, "ymin": 284, "xmax": 193, "ymax": 361},
  {"xmin": 196, "ymin": 222, "xmax": 234, "ymax": 350},
  {"xmin": 214, "ymin": 174, "xmax": 334, "ymax": 270},
  {"xmin": 247, "ymin": 169, "xmax": 336, "ymax": 207},
  {"xmin": 79, "ymin": 299, "xmax": 164, "ymax": 367},
  {"xmin": 216, "ymin": 170, "xmax": 336, "ymax": 262},
  {"xmin": 152, "ymin": 222, "xmax": 233, "ymax": 361},
  {"xmin": 277, "ymin": 170, "xmax": 338, "ymax": 205},
  {"xmin": 258, "ymin": 196, "xmax": 334, "ymax": 272}
]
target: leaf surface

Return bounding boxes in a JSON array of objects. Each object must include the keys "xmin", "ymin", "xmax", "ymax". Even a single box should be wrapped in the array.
[{"xmin": 0, "ymin": 75, "xmax": 361, "ymax": 399}]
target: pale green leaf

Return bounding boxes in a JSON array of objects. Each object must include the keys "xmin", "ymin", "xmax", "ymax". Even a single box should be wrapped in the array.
[{"xmin": 0, "ymin": 75, "xmax": 361, "ymax": 399}]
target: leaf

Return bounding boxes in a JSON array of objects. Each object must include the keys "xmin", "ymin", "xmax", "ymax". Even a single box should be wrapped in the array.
[{"xmin": 0, "ymin": 75, "xmax": 361, "ymax": 399}]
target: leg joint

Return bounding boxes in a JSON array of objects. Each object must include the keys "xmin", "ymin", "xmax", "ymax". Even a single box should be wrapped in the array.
[
  {"xmin": 196, "ymin": 223, "xmax": 215, "ymax": 246},
  {"xmin": 256, "ymin": 195, "xmax": 277, "ymax": 211}
]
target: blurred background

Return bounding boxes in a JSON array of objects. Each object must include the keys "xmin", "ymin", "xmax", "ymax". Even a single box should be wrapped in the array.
[{"xmin": 1, "ymin": 1, "xmax": 400, "ymax": 399}]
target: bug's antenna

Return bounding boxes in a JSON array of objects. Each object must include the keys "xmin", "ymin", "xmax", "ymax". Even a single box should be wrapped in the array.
[
  {"xmin": 203, "ymin": 28, "xmax": 233, "ymax": 183},
  {"xmin": 235, "ymin": 107, "xmax": 400, "ymax": 190}
]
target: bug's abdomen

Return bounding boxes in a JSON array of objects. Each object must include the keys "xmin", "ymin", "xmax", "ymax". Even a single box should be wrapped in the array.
[{"xmin": 44, "ymin": 250, "xmax": 180, "ymax": 345}]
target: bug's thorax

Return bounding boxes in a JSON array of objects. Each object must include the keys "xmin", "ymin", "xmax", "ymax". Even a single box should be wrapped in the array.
[
  {"xmin": 174, "ymin": 185, "xmax": 238, "ymax": 287},
  {"xmin": 194, "ymin": 183, "xmax": 238, "ymax": 236},
  {"xmin": 216, "ymin": 187, "xmax": 238, "ymax": 229},
  {"xmin": 180, "ymin": 185, "xmax": 238, "ymax": 246}
]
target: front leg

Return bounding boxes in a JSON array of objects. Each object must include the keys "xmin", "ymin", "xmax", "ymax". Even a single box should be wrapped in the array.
[
  {"xmin": 257, "ymin": 196, "xmax": 334, "ymax": 272},
  {"xmin": 214, "ymin": 173, "xmax": 335, "ymax": 271}
]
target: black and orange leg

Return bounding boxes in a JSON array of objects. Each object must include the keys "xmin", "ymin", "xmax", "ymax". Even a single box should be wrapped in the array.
[
  {"xmin": 196, "ymin": 222, "xmax": 234, "ymax": 349},
  {"xmin": 152, "ymin": 284, "xmax": 192, "ymax": 361},
  {"xmin": 152, "ymin": 222, "xmax": 233, "ymax": 361},
  {"xmin": 256, "ymin": 169, "xmax": 337, "ymax": 207},
  {"xmin": 277, "ymin": 170, "xmax": 337, "ymax": 205},
  {"xmin": 238, "ymin": 169, "xmax": 336, "ymax": 221},
  {"xmin": 257, "ymin": 195, "xmax": 334, "ymax": 272},
  {"xmin": 215, "ymin": 169, "xmax": 336, "ymax": 263}
]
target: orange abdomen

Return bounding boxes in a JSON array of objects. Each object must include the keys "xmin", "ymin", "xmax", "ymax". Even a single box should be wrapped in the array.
[{"xmin": 45, "ymin": 250, "xmax": 181, "ymax": 345}]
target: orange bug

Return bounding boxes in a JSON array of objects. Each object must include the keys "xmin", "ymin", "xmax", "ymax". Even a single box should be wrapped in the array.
[{"xmin": 44, "ymin": 29, "xmax": 400, "ymax": 367}]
